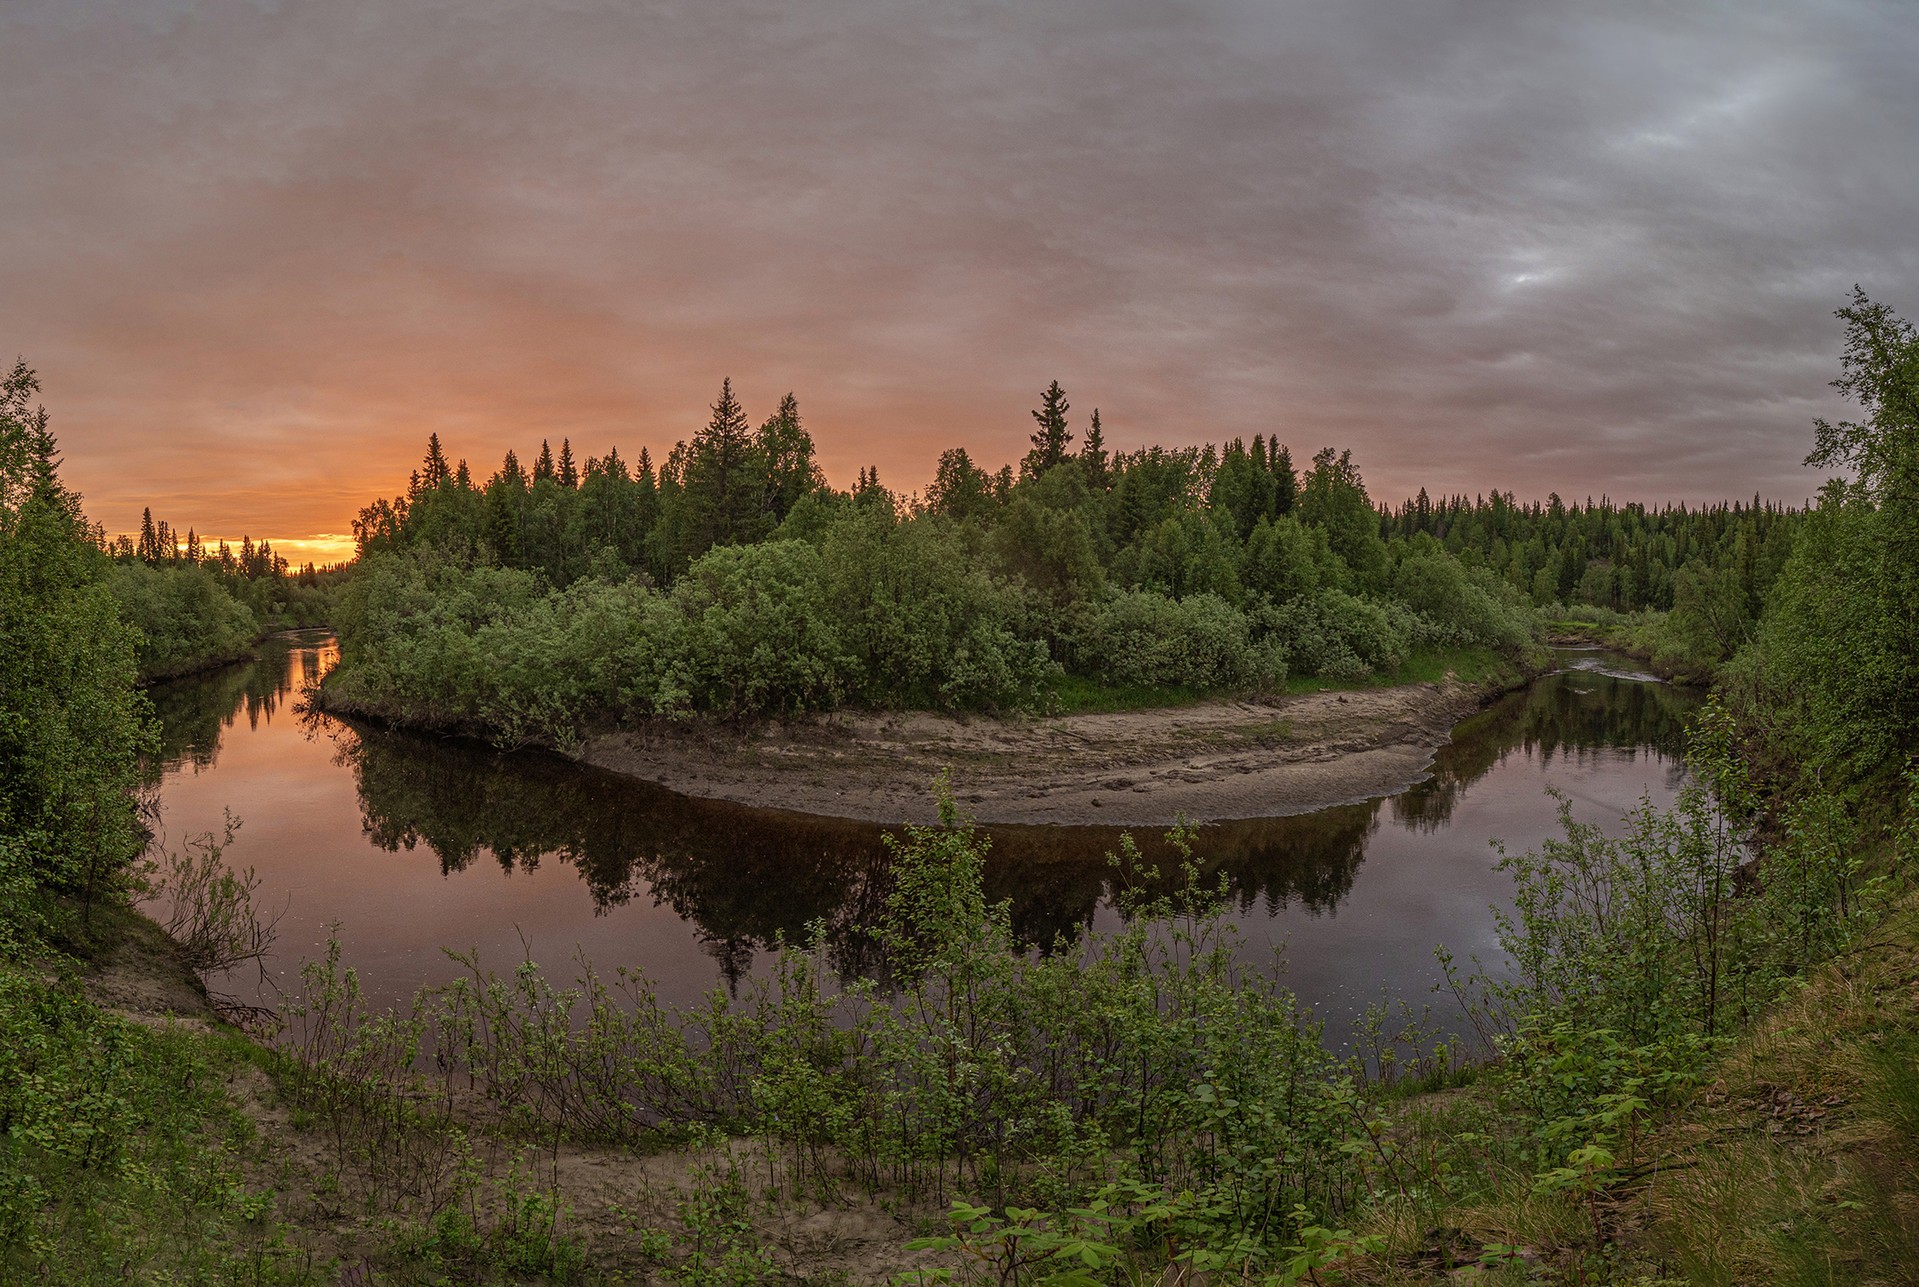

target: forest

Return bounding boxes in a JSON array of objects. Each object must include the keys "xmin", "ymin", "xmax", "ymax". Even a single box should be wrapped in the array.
[
  {"xmin": 92, "ymin": 506, "xmax": 336, "ymax": 681},
  {"xmin": 1, "ymin": 290, "xmax": 1917, "ymax": 1283},
  {"xmin": 319, "ymin": 374, "xmax": 1808, "ymax": 747}
]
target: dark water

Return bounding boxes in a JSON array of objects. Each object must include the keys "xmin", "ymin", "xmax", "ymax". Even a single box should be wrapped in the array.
[{"xmin": 151, "ymin": 634, "xmax": 1700, "ymax": 1032}]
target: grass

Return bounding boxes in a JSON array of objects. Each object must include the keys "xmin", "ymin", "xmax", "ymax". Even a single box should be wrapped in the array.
[
  {"xmin": 1622, "ymin": 888, "xmax": 1919, "ymax": 1283},
  {"xmin": 1281, "ymin": 645, "xmax": 1520, "ymax": 696},
  {"xmin": 1345, "ymin": 882, "xmax": 1919, "ymax": 1286},
  {"xmin": 0, "ymin": 954, "xmax": 320, "ymax": 1283},
  {"xmin": 1046, "ymin": 672, "xmax": 1215, "ymax": 714},
  {"xmin": 1050, "ymin": 646, "xmax": 1530, "ymax": 714}
]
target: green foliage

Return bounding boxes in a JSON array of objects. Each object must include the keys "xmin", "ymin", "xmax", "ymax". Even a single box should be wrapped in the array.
[
  {"xmin": 1298, "ymin": 448, "xmax": 1387, "ymax": 591},
  {"xmin": 1260, "ymin": 589, "xmax": 1414, "ymax": 680},
  {"xmin": 270, "ymin": 809, "xmax": 1398, "ymax": 1276},
  {"xmin": 1460, "ymin": 700, "xmax": 1866, "ymax": 1049},
  {"xmin": 1389, "ymin": 541, "xmax": 1534, "ymax": 648},
  {"xmin": 1071, "ymin": 590, "xmax": 1282, "ymax": 691},
  {"xmin": 332, "ymin": 381, "xmax": 1542, "ymax": 740},
  {"xmin": 106, "ymin": 560, "xmax": 259, "ymax": 679},
  {"xmin": 1728, "ymin": 293, "xmax": 1919, "ymax": 789},
  {"xmin": 0, "ymin": 961, "xmax": 314, "ymax": 1283},
  {"xmin": 0, "ymin": 362, "xmax": 151, "ymax": 915},
  {"xmin": 329, "ymin": 521, "xmax": 1059, "ymax": 741},
  {"xmin": 657, "ymin": 1140, "xmax": 779, "ymax": 1287}
]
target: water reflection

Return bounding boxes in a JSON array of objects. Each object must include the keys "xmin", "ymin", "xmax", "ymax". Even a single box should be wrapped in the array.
[
  {"xmin": 316, "ymin": 717, "xmax": 1395, "ymax": 978},
  {"xmin": 150, "ymin": 636, "xmax": 1701, "ymax": 1020},
  {"xmin": 146, "ymin": 629, "xmax": 334, "ymax": 779},
  {"xmin": 1394, "ymin": 668, "xmax": 1698, "ymax": 833}
]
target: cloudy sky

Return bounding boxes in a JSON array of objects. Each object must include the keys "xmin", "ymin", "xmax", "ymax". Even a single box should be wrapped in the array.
[{"xmin": 4, "ymin": 0, "xmax": 1914, "ymax": 561}]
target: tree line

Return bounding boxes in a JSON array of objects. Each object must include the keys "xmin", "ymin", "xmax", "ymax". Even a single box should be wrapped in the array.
[
  {"xmin": 96, "ymin": 506, "xmax": 337, "ymax": 679},
  {"xmin": 1380, "ymin": 486, "xmax": 1803, "ymax": 677},
  {"xmin": 328, "ymin": 379, "xmax": 1536, "ymax": 739}
]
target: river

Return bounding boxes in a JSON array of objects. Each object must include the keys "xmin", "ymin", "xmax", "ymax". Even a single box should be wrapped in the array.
[{"xmin": 148, "ymin": 633, "xmax": 1699, "ymax": 1039}]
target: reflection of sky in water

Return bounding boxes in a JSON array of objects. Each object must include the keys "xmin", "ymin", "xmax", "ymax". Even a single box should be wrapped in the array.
[{"xmin": 154, "ymin": 640, "xmax": 1697, "ymax": 1043}]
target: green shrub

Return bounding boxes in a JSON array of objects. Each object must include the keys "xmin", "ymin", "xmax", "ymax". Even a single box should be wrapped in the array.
[
  {"xmin": 106, "ymin": 561, "xmax": 258, "ymax": 679},
  {"xmin": 1260, "ymin": 590, "xmax": 1413, "ymax": 679},
  {"xmin": 1074, "ymin": 590, "xmax": 1282, "ymax": 691},
  {"xmin": 1389, "ymin": 546, "xmax": 1532, "ymax": 649}
]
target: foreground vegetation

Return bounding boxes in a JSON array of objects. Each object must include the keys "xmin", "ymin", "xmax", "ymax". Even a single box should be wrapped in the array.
[{"xmin": 2, "ymin": 288, "xmax": 1917, "ymax": 1282}]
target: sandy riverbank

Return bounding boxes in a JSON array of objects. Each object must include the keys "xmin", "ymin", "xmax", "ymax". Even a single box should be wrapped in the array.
[{"xmin": 580, "ymin": 671, "xmax": 1517, "ymax": 826}]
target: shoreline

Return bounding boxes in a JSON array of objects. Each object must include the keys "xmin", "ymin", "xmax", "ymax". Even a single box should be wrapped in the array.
[{"xmin": 576, "ymin": 662, "xmax": 1539, "ymax": 826}]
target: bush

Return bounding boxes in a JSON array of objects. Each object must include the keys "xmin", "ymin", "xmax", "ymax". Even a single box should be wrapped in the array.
[
  {"xmin": 1390, "ymin": 548, "xmax": 1532, "ymax": 649},
  {"xmin": 820, "ymin": 511, "xmax": 1054, "ymax": 710},
  {"xmin": 329, "ymin": 530, "xmax": 1059, "ymax": 744},
  {"xmin": 106, "ymin": 561, "xmax": 259, "ymax": 679},
  {"xmin": 1075, "ymin": 590, "xmax": 1283, "ymax": 691},
  {"xmin": 1260, "ymin": 590, "xmax": 1413, "ymax": 679},
  {"xmin": 669, "ymin": 540, "xmax": 850, "ymax": 719},
  {"xmin": 327, "ymin": 548, "xmax": 549, "ymax": 729}
]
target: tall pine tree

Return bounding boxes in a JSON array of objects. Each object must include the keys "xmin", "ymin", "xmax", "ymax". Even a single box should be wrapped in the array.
[
  {"xmin": 679, "ymin": 378, "xmax": 767, "ymax": 558},
  {"xmin": 1080, "ymin": 408, "xmax": 1109, "ymax": 489},
  {"xmin": 1026, "ymin": 380, "xmax": 1073, "ymax": 476}
]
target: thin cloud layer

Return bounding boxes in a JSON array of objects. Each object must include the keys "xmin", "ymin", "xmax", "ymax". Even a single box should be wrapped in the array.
[{"xmin": 3, "ymin": 0, "xmax": 1913, "ymax": 550}]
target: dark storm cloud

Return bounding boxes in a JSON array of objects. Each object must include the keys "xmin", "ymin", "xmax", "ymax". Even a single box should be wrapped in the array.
[{"xmin": 2, "ymin": 0, "xmax": 1913, "ymax": 543}]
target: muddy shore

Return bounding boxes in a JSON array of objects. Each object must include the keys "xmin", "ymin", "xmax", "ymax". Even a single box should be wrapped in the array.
[{"xmin": 580, "ymin": 669, "xmax": 1524, "ymax": 826}]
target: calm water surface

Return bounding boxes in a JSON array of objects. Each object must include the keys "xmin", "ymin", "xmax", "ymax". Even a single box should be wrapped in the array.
[{"xmin": 151, "ymin": 634, "xmax": 1699, "ymax": 1034}]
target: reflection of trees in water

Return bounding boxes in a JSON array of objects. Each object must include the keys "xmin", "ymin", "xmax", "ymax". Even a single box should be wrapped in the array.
[
  {"xmin": 1390, "ymin": 670, "xmax": 1702, "ymax": 833},
  {"xmin": 144, "ymin": 635, "xmax": 335, "ymax": 781},
  {"xmin": 326, "ymin": 721, "xmax": 1387, "ymax": 979},
  {"xmin": 980, "ymin": 803, "xmax": 1382, "ymax": 946},
  {"xmin": 330, "ymin": 726, "xmax": 897, "ymax": 980},
  {"xmin": 162, "ymin": 640, "xmax": 1691, "ymax": 985}
]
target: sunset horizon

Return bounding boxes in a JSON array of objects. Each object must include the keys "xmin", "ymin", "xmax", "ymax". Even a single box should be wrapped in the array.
[{"xmin": 10, "ymin": 0, "xmax": 1911, "ymax": 554}]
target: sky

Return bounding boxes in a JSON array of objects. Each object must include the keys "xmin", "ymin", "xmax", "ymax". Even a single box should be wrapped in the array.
[{"xmin": 4, "ymin": 0, "xmax": 1915, "ymax": 564}]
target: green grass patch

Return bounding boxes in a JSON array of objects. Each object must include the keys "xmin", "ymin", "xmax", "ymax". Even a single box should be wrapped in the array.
[
  {"xmin": 1282, "ymin": 646, "xmax": 1514, "ymax": 695},
  {"xmin": 1047, "ymin": 672, "xmax": 1217, "ymax": 714}
]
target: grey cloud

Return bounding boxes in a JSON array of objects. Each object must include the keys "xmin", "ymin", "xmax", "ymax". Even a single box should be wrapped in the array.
[{"xmin": 1, "ymin": 0, "xmax": 1912, "ymax": 539}]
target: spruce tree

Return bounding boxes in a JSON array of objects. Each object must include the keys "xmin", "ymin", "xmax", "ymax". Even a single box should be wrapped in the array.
[
  {"xmin": 559, "ymin": 438, "xmax": 578, "ymax": 488},
  {"xmin": 679, "ymin": 378, "xmax": 765, "ymax": 557},
  {"xmin": 138, "ymin": 506, "xmax": 157, "ymax": 563},
  {"xmin": 1027, "ymin": 380, "xmax": 1073, "ymax": 476},
  {"xmin": 422, "ymin": 433, "xmax": 451, "ymax": 490},
  {"xmin": 1273, "ymin": 443, "xmax": 1298, "ymax": 515},
  {"xmin": 534, "ymin": 439, "xmax": 555, "ymax": 483},
  {"xmin": 1080, "ymin": 408, "xmax": 1110, "ymax": 489}
]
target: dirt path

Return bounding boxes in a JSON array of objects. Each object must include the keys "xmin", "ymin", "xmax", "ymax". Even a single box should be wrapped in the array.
[{"xmin": 581, "ymin": 673, "xmax": 1506, "ymax": 825}]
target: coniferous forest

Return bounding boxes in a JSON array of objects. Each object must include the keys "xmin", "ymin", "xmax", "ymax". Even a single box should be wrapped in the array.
[{"xmin": 3, "ymin": 293, "xmax": 1919, "ymax": 1282}]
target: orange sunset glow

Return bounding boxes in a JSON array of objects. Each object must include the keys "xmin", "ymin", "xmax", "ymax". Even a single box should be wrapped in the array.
[{"xmin": 7, "ymin": 1, "xmax": 1916, "ymax": 548}]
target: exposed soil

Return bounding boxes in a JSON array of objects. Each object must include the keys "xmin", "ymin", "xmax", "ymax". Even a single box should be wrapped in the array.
[
  {"xmin": 581, "ymin": 672, "xmax": 1515, "ymax": 826},
  {"xmin": 80, "ymin": 907, "xmax": 219, "ymax": 1027}
]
